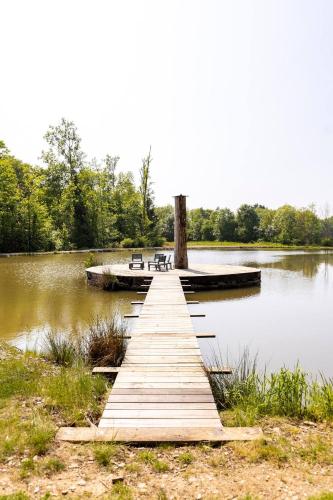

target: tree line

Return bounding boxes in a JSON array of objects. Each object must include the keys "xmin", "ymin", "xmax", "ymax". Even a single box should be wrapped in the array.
[
  {"xmin": 157, "ymin": 204, "xmax": 333, "ymax": 246},
  {"xmin": 0, "ymin": 119, "xmax": 161, "ymax": 252},
  {"xmin": 1, "ymin": 119, "xmax": 332, "ymax": 253}
]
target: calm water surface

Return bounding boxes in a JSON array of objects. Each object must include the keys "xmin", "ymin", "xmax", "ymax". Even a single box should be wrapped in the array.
[{"xmin": 0, "ymin": 249, "xmax": 332, "ymax": 375}]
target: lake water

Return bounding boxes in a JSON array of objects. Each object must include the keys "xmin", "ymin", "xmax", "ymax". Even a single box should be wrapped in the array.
[{"xmin": 1, "ymin": 249, "xmax": 332, "ymax": 376}]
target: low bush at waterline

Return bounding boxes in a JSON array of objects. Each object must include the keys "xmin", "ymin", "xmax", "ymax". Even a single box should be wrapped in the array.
[
  {"xmin": 207, "ymin": 349, "xmax": 333, "ymax": 425},
  {"xmin": 43, "ymin": 314, "xmax": 127, "ymax": 368}
]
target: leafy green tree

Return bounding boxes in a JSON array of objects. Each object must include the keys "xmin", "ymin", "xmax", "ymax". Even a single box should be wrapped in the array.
[
  {"xmin": 201, "ymin": 218, "xmax": 215, "ymax": 241},
  {"xmin": 0, "ymin": 140, "xmax": 10, "ymax": 158},
  {"xmin": 294, "ymin": 207, "xmax": 321, "ymax": 245},
  {"xmin": 0, "ymin": 148, "xmax": 52, "ymax": 252},
  {"xmin": 213, "ymin": 208, "xmax": 236, "ymax": 241},
  {"xmin": 155, "ymin": 205, "xmax": 174, "ymax": 241},
  {"xmin": 138, "ymin": 147, "xmax": 162, "ymax": 245},
  {"xmin": 0, "ymin": 155, "xmax": 20, "ymax": 251},
  {"xmin": 42, "ymin": 118, "xmax": 92, "ymax": 248},
  {"xmin": 42, "ymin": 118, "xmax": 84, "ymax": 180},
  {"xmin": 111, "ymin": 173, "xmax": 142, "ymax": 242},
  {"xmin": 139, "ymin": 147, "xmax": 153, "ymax": 234},
  {"xmin": 236, "ymin": 204, "xmax": 259, "ymax": 242},
  {"xmin": 272, "ymin": 205, "xmax": 298, "ymax": 244},
  {"xmin": 256, "ymin": 207, "xmax": 277, "ymax": 241}
]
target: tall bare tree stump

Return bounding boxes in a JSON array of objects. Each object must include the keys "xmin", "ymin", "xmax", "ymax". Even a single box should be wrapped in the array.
[{"xmin": 174, "ymin": 195, "xmax": 188, "ymax": 269}]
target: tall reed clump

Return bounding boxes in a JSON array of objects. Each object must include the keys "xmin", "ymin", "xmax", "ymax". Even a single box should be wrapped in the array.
[
  {"xmin": 207, "ymin": 348, "xmax": 259, "ymax": 411},
  {"xmin": 43, "ymin": 315, "xmax": 127, "ymax": 368},
  {"xmin": 43, "ymin": 331, "xmax": 79, "ymax": 367},
  {"xmin": 207, "ymin": 348, "xmax": 333, "ymax": 424},
  {"xmin": 82, "ymin": 315, "xmax": 127, "ymax": 367},
  {"xmin": 101, "ymin": 270, "xmax": 119, "ymax": 290}
]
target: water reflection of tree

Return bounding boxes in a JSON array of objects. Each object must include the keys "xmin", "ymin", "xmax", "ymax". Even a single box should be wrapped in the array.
[{"xmin": 251, "ymin": 252, "xmax": 333, "ymax": 278}]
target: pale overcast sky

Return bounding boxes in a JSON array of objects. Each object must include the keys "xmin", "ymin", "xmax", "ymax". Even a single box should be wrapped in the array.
[{"xmin": 1, "ymin": 0, "xmax": 333, "ymax": 210}]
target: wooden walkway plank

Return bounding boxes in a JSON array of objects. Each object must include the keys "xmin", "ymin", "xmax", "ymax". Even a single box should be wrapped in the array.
[
  {"xmin": 57, "ymin": 273, "xmax": 261, "ymax": 443},
  {"xmin": 96, "ymin": 274, "xmax": 224, "ymax": 436}
]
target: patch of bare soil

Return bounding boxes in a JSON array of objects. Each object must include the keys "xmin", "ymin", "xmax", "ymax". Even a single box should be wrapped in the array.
[{"xmin": 0, "ymin": 419, "xmax": 332, "ymax": 499}]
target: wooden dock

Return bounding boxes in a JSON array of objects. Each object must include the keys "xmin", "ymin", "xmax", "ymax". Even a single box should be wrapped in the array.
[
  {"xmin": 57, "ymin": 275, "xmax": 262, "ymax": 442},
  {"xmin": 86, "ymin": 263, "xmax": 261, "ymax": 290}
]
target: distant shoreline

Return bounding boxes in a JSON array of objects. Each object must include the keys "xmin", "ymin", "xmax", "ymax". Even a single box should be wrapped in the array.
[{"xmin": 1, "ymin": 242, "xmax": 333, "ymax": 257}]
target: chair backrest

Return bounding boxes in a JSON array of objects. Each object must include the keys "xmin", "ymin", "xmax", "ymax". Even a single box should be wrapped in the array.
[
  {"xmin": 167, "ymin": 255, "xmax": 171, "ymax": 262},
  {"xmin": 159, "ymin": 255, "xmax": 166, "ymax": 263},
  {"xmin": 132, "ymin": 253, "xmax": 143, "ymax": 261},
  {"xmin": 154, "ymin": 253, "xmax": 164, "ymax": 261}
]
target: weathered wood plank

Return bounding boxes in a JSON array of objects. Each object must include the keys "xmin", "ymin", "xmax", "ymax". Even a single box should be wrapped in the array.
[
  {"xmin": 113, "ymin": 382, "xmax": 211, "ymax": 389},
  {"xmin": 105, "ymin": 402, "xmax": 216, "ymax": 409},
  {"xmin": 116, "ymin": 375, "xmax": 207, "ymax": 382},
  {"xmin": 92, "ymin": 367, "xmax": 119, "ymax": 374},
  {"xmin": 124, "ymin": 356, "xmax": 202, "ymax": 363},
  {"xmin": 99, "ymin": 418, "xmax": 221, "ymax": 428},
  {"xmin": 107, "ymin": 394, "xmax": 215, "ymax": 403},
  {"xmin": 56, "ymin": 426, "xmax": 225, "ymax": 442},
  {"xmin": 110, "ymin": 388, "xmax": 212, "ymax": 395},
  {"xmin": 57, "ymin": 426, "xmax": 263, "ymax": 442},
  {"xmin": 125, "ymin": 349, "xmax": 201, "ymax": 355},
  {"xmin": 101, "ymin": 409, "xmax": 219, "ymax": 419},
  {"xmin": 116, "ymin": 366, "xmax": 204, "ymax": 372}
]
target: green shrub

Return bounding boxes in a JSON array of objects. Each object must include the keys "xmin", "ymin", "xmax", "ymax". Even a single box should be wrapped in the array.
[
  {"xmin": 120, "ymin": 238, "xmax": 135, "ymax": 248},
  {"xmin": 321, "ymin": 237, "xmax": 333, "ymax": 247},
  {"xmin": 41, "ymin": 457, "xmax": 65, "ymax": 475},
  {"xmin": 84, "ymin": 252, "xmax": 99, "ymax": 268},
  {"xmin": 137, "ymin": 450, "xmax": 156, "ymax": 464},
  {"xmin": 43, "ymin": 331, "xmax": 79, "ymax": 367},
  {"xmin": 178, "ymin": 451, "xmax": 194, "ymax": 465},
  {"xmin": 19, "ymin": 457, "xmax": 35, "ymax": 478},
  {"xmin": 263, "ymin": 365, "xmax": 308, "ymax": 418},
  {"xmin": 110, "ymin": 483, "xmax": 133, "ymax": 500},
  {"xmin": 308, "ymin": 375, "xmax": 333, "ymax": 421},
  {"xmin": 148, "ymin": 236, "xmax": 165, "ymax": 247},
  {"xmin": 93, "ymin": 443, "xmax": 117, "ymax": 466},
  {"xmin": 152, "ymin": 459, "xmax": 169, "ymax": 472},
  {"xmin": 208, "ymin": 349, "xmax": 333, "ymax": 422},
  {"xmin": 134, "ymin": 236, "xmax": 148, "ymax": 247}
]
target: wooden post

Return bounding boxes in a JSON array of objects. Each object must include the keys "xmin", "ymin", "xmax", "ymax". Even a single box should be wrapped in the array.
[{"xmin": 174, "ymin": 194, "xmax": 188, "ymax": 269}]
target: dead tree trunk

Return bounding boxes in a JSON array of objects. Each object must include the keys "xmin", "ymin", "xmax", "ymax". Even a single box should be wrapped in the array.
[{"xmin": 174, "ymin": 195, "xmax": 188, "ymax": 269}]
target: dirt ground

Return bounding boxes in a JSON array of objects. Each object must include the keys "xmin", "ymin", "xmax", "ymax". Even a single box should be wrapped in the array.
[{"xmin": 0, "ymin": 419, "xmax": 332, "ymax": 499}]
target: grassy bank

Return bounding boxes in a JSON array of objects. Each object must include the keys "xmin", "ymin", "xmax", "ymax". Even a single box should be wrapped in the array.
[
  {"xmin": 1, "ymin": 343, "xmax": 333, "ymax": 498},
  {"xmin": 2, "ymin": 241, "xmax": 333, "ymax": 258},
  {"xmin": 164, "ymin": 241, "xmax": 333, "ymax": 250},
  {"xmin": 207, "ymin": 351, "xmax": 333, "ymax": 426}
]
